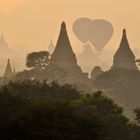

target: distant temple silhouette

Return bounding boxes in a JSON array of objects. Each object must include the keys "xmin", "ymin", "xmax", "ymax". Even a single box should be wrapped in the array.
[
  {"xmin": 48, "ymin": 22, "xmax": 88, "ymax": 82},
  {"xmin": 112, "ymin": 29, "xmax": 138, "ymax": 71},
  {"xmin": 78, "ymin": 42, "xmax": 101, "ymax": 73},
  {"xmin": 0, "ymin": 34, "xmax": 8, "ymax": 48},
  {"xmin": 48, "ymin": 40, "xmax": 55, "ymax": 54},
  {"xmin": 4, "ymin": 59, "xmax": 15, "ymax": 79}
]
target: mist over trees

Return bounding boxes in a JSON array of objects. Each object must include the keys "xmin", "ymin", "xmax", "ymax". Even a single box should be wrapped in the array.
[
  {"xmin": 0, "ymin": 19, "xmax": 140, "ymax": 140},
  {"xmin": 15, "ymin": 52, "xmax": 69, "ymax": 84},
  {"xmin": 0, "ymin": 1, "xmax": 140, "ymax": 140},
  {"xmin": 0, "ymin": 80, "xmax": 139, "ymax": 140}
]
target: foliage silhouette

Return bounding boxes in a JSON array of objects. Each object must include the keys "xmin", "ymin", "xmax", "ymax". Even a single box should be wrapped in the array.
[
  {"xmin": 26, "ymin": 51, "xmax": 50, "ymax": 70},
  {"xmin": 134, "ymin": 108, "xmax": 140, "ymax": 123},
  {"xmin": 0, "ymin": 80, "xmax": 139, "ymax": 139}
]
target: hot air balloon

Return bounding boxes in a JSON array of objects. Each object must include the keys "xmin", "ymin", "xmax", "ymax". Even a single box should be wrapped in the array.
[
  {"xmin": 73, "ymin": 18, "xmax": 114, "ymax": 53},
  {"xmin": 87, "ymin": 19, "xmax": 113, "ymax": 52},
  {"xmin": 73, "ymin": 18, "xmax": 91, "ymax": 43}
]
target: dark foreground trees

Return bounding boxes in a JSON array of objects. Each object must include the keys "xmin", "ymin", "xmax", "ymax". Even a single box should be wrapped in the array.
[{"xmin": 0, "ymin": 80, "xmax": 139, "ymax": 140}]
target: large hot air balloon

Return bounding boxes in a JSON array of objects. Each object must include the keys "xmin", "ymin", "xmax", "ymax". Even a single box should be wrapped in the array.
[
  {"xmin": 87, "ymin": 19, "xmax": 113, "ymax": 52},
  {"xmin": 73, "ymin": 18, "xmax": 114, "ymax": 53}
]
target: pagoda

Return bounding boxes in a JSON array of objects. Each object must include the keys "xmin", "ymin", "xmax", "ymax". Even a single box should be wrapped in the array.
[
  {"xmin": 112, "ymin": 29, "xmax": 138, "ymax": 71},
  {"xmin": 48, "ymin": 22, "xmax": 88, "ymax": 82},
  {"xmin": 0, "ymin": 34, "xmax": 8, "ymax": 48},
  {"xmin": 48, "ymin": 40, "xmax": 55, "ymax": 54},
  {"xmin": 4, "ymin": 59, "xmax": 13, "ymax": 79}
]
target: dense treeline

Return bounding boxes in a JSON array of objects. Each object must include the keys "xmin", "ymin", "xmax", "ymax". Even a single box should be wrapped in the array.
[
  {"xmin": 2, "ymin": 80, "xmax": 80, "ymax": 100},
  {"xmin": 0, "ymin": 80, "xmax": 139, "ymax": 140}
]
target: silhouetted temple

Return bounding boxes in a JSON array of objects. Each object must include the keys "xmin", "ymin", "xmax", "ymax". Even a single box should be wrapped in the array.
[
  {"xmin": 48, "ymin": 22, "xmax": 88, "ymax": 83},
  {"xmin": 48, "ymin": 40, "xmax": 55, "ymax": 54},
  {"xmin": 112, "ymin": 29, "xmax": 138, "ymax": 70},
  {"xmin": 4, "ymin": 59, "xmax": 13, "ymax": 79},
  {"xmin": 0, "ymin": 34, "xmax": 8, "ymax": 48},
  {"xmin": 91, "ymin": 66, "xmax": 104, "ymax": 79}
]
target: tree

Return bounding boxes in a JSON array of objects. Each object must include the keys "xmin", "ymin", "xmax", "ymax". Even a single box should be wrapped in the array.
[
  {"xmin": 0, "ymin": 81, "xmax": 137, "ymax": 140},
  {"xmin": 26, "ymin": 51, "xmax": 50, "ymax": 70},
  {"xmin": 134, "ymin": 108, "xmax": 140, "ymax": 124},
  {"xmin": 135, "ymin": 59, "xmax": 140, "ymax": 67}
]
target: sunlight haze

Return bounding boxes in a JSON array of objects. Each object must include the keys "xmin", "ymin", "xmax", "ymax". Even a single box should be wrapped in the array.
[{"xmin": 0, "ymin": 0, "xmax": 139, "ymax": 75}]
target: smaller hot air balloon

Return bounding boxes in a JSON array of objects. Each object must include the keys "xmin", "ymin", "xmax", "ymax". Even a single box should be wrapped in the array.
[{"xmin": 73, "ymin": 18, "xmax": 91, "ymax": 43}]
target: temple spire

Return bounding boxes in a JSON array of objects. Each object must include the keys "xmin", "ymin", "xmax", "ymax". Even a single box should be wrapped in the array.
[
  {"xmin": 47, "ymin": 22, "xmax": 88, "ymax": 85},
  {"xmin": 123, "ymin": 29, "xmax": 127, "ymax": 38},
  {"xmin": 48, "ymin": 39, "xmax": 55, "ymax": 54},
  {"xmin": 112, "ymin": 29, "xmax": 138, "ymax": 70},
  {"xmin": 1, "ymin": 34, "xmax": 5, "ymax": 41},
  {"xmin": 61, "ymin": 22, "xmax": 66, "ymax": 29},
  {"xmin": 4, "ymin": 59, "xmax": 13, "ymax": 79},
  {"xmin": 120, "ymin": 28, "xmax": 130, "ymax": 49},
  {"xmin": 0, "ymin": 34, "xmax": 8, "ymax": 48},
  {"xmin": 56, "ymin": 21, "xmax": 71, "ymax": 47},
  {"xmin": 50, "ymin": 21, "xmax": 77, "ymax": 66}
]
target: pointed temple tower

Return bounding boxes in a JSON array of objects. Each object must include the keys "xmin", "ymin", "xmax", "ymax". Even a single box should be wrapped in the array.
[
  {"xmin": 48, "ymin": 40, "xmax": 55, "ymax": 54},
  {"xmin": 112, "ymin": 29, "xmax": 138, "ymax": 70},
  {"xmin": 0, "ymin": 34, "xmax": 8, "ymax": 48},
  {"xmin": 48, "ymin": 22, "xmax": 88, "ymax": 82},
  {"xmin": 4, "ymin": 59, "xmax": 13, "ymax": 79}
]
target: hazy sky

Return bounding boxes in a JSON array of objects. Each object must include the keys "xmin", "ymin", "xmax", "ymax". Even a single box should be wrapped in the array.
[
  {"xmin": 0, "ymin": 0, "xmax": 140, "ymax": 75},
  {"xmin": 0, "ymin": 0, "xmax": 25, "ymax": 12},
  {"xmin": 0, "ymin": 0, "xmax": 139, "ymax": 52}
]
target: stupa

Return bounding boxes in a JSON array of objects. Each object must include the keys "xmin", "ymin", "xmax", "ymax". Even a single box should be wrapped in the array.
[
  {"xmin": 48, "ymin": 40, "xmax": 55, "ymax": 54},
  {"xmin": 4, "ymin": 59, "xmax": 13, "ymax": 79},
  {"xmin": 112, "ymin": 29, "xmax": 138, "ymax": 70},
  {"xmin": 48, "ymin": 22, "xmax": 88, "ymax": 82},
  {"xmin": 0, "ymin": 34, "xmax": 8, "ymax": 48}
]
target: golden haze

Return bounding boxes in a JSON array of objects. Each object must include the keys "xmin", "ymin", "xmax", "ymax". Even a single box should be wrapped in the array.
[{"xmin": 0, "ymin": 0, "xmax": 139, "ymax": 75}]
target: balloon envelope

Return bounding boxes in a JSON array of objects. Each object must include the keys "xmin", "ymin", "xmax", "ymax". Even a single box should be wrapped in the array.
[
  {"xmin": 73, "ymin": 18, "xmax": 114, "ymax": 52},
  {"xmin": 73, "ymin": 18, "xmax": 92, "ymax": 43},
  {"xmin": 87, "ymin": 19, "xmax": 113, "ymax": 52}
]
